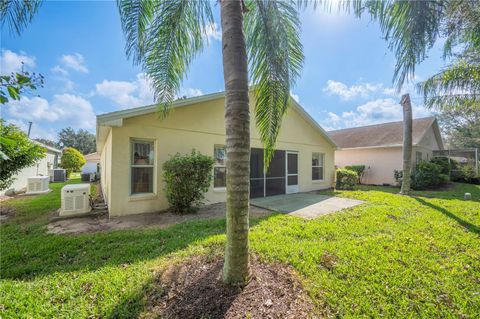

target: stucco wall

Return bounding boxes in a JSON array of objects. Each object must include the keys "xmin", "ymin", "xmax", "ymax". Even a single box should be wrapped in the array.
[
  {"xmin": 1, "ymin": 150, "xmax": 59, "ymax": 195},
  {"xmin": 335, "ymin": 147, "xmax": 403, "ymax": 185},
  {"xmin": 414, "ymin": 126, "xmax": 443, "ymax": 162},
  {"xmin": 99, "ymin": 128, "xmax": 112, "ymax": 209},
  {"xmin": 102, "ymin": 96, "xmax": 335, "ymax": 216}
]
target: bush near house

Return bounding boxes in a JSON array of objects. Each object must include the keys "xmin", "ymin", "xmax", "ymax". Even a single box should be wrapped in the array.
[
  {"xmin": 344, "ymin": 165, "xmax": 366, "ymax": 184},
  {"xmin": 336, "ymin": 168, "xmax": 358, "ymax": 190},
  {"xmin": 411, "ymin": 161, "xmax": 449, "ymax": 190},
  {"xmin": 60, "ymin": 147, "xmax": 86, "ymax": 177},
  {"xmin": 163, "ymin": 150, "xmax": 214, "ymax": 214},
  {"xmin": 0, "ymin": 120, "xmax": 46, "ymax": 190},
  {"xmin": 452, "ymin": 165, "xmax": 479, "ymax": 184}
]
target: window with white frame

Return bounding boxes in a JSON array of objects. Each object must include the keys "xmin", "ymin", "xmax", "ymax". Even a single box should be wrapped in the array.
[
  {"xmin": 214, "ymin": 145, "xmax": 226, "ymax": 188},
  {"xmin": 312, "ymin": 153, "xmax": 324, "ymax": 180},
  {"xmin": 131, "ymin": 139, "xmax": 155, "ymax": 194}
]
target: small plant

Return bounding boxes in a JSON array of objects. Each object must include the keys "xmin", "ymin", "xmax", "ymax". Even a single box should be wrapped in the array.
[
  {"xmin": 345, "ymin": 165, "xmax": 366, "ymax": 184},
  {"xmin": 163, "ymin": 150, "xmax": 214, "ymax": 214},
  {"xmin": 394, "ymin": 169, "xmax": 403, "ymax": 185},
  {"xmin": 60, "ymin": 147, "xmax": 86, "ymax": 177},
  {"xmin": 336, "ymin": 168, "xmax": 358, "ymax": 190}
]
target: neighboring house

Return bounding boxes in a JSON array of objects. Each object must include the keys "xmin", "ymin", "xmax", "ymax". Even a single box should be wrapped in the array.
[
  {"xmin": 1, "ymin": 141, "xmax": 62, "ymax": 195},
  {"xmin": 97, "ymin": 92, "xmax": 337, "ymax": 217},
  {"xmin": 329, "ymin": 117, "xmax": 444, "ymax": 185},
  {"xmin": 81, "ymin": 152, "xmax": 100, "ymax": 174}
]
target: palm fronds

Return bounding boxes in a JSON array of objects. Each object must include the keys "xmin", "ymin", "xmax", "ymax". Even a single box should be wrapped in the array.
[
  {"xmin": 117, "ymin": 0, "xmax": 213, "ymax": 114},
  {"xmin": 245, "ymin": 0, "xmax": 304, "ymax": 165},
  {"xmin": 418, "ymin": 62, "xmax": 480, "ymax": 110},
  {"xmin": 0, "ymin": 0, "xmax": 42, "ymax": 35}
]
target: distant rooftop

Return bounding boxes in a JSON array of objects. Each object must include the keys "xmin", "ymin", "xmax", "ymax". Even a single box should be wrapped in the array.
[{"xmin": 328, "ymin": 117, "xmax": 437, "ymax": 149}]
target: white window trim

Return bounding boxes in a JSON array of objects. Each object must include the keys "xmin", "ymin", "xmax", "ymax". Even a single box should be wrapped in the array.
[
  {"xmin": 130, "ymin": 138, "xmax": 157, "ymax": 196},
  {"xmin": 213, "ymin": 145, "xmax": 227, "ymax": 190},
  {"xmin": 312, "ymin": 152, "xmax": 325, "ymax": 182}
]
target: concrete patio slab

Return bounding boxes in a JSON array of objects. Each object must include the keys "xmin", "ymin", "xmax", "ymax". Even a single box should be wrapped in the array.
[
  {"xmin": 288, "ymin": 197, "xmax": 364, "ymax": 219},
  {"xmin": 251, "ymin": 192, "xmax": 364, "ymax": 219}
]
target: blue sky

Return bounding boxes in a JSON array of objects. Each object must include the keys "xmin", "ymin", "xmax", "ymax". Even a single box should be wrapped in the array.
[{"xmin": 1, "ymin": 1, "xmax": 447, "ymax": 140}]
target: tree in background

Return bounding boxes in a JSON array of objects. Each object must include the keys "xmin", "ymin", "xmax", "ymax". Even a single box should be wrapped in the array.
[
  {"xmin": 0, "ymin": 120, "xmax": 45, "ymax": 190},
  {"xmin": 59, "ymin": 147, "xmax": 86, "ymax": 177},
  {"xmin": 118, "ymin": 0, "xmax": 303, "ymax": 285},
  {"xmin": 34, "ymin": 138, "xmax": 60, "ymax": 149},
  {"xmin": 438, "ymin": 108, "xmax": 480, "ymax": 149},
  {"xmin": 58, "ymin": 127, "xmax": 96, "ymax": 155},
  {"xmin": 400, "ymin": 94, "xmax": 413, "ymax": 195}
]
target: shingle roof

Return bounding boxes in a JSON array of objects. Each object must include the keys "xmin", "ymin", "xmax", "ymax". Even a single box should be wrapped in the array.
[
  {"xmin": 84, "ymin": 152, "xmax": 100, "ymax": 162},
  {"xmin": 328, "ymin": 117, "xmax": 436, "ymax": 149}
]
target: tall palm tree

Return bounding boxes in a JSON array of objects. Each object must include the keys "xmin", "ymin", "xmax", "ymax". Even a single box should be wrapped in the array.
[
  {"xmin": 399, "ymin": 93, "xmax": 412, "ymax": 195},
  {"xmin": 117, "ymin": 0, "xmax": 303, "ymax": 286}
]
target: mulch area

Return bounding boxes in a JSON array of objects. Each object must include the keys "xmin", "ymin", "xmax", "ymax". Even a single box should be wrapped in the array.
[{"xmin": 143, "ymin": 255, "xmax": 316, "ymax": 319}]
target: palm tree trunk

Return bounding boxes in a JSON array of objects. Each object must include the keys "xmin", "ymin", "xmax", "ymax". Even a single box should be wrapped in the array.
[
  {"xmin": 400, "ymin": 93, "xmax": 412, "ymax": 195},
  {"xmin": 220, "ymin": 0, "xmax": 251, "ymax": 286}
]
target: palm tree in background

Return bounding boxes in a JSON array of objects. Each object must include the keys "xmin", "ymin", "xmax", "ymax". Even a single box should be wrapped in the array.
[
  {"xmin": 349, "ymin": 0, "xmax": 479, "ymax": 110},
  {"xmin": 117, "ymin": 0, "xmax": 303, "ymax": 286}
]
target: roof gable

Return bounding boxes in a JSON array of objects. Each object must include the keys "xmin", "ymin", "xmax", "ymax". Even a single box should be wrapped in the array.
[{"xmin": 328, "ymin": 117, "xmax": 442, "ymax": 149}]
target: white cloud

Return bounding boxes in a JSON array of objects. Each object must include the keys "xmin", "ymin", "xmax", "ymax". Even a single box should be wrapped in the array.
[
  {"xmin": 95, "ymin": 73, "xmax": 154, "ymax": 109},
  {"xmin": 321, "ymin": 98, "xmax": 431, "ymax": 130},
  {"xmin": 60, "ymin": 53, "xmax": 88, "ymax": 73},
  {"xmin": 8, "ymin": 118, "xmax": 57, "ymax": 140},
  {"xmin": 323, "ymin": 80, "xmax": 382, "ymax": 100},
  {"xmin": 6, "ymin": 94, "xmax": 96, "ymax": 130},
  {"xmin": 0, "ymin": 50, "xmax": 36, "ymax": 74},
  {"xmin": 204, "ymin": 22, "xmax": 221, "ymax": 42},
  {"xmin": 178, "ymin": 88, "xmax": 203, "ymax": 98},
  {"xmin": 51, "ymin": 65, "xmax": 68, "ymax": 76}
]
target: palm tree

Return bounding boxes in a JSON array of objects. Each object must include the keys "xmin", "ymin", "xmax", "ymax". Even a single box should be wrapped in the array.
[
  {"xmin": 117, "ymin": 0, "xmax": 303, "ymax": 286},
  {"xmin": 399, "ymin": 93, "xmax": 412, "ymax": 195},
  {"xmin": 0, "ymin": 0, "xmax": 42, "ymax": 35}
]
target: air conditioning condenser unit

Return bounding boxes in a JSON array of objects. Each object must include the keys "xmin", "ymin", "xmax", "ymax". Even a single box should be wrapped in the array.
[
  {"xmin": 26, "ymin": 176, "xmax": 50, "ymax": 195},
  {"xmin": 49, "ymin": 169, "xmax": 66, "ymax": 182},
  {"xmin": 60, "ymin": 184, "xmax": 91, "ymax": 216}
]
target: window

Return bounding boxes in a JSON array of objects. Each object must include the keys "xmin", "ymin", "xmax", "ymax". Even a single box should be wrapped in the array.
[
  {"xmin": 416, "ymin": 151, "xmax": 423, "ymax": 166},
  {"xmin": 214, "ymin": 145, "xmax": 226, "ymax": 188},
  {"xmin": 312, "ymin": 153, "xmax": 324, "ymax": 181},
  {"xmin": 131, "ymin": 140, "xmax": 155, "ymax": 194}
]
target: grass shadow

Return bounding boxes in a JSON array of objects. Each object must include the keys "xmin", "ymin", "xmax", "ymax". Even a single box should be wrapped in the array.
[
  {"xmin": 414, "ymin": 197, "xmax": 480, "ymax": 235},
  {"xmin": 0, "ymin": 215, "xmax": 273, "ymax": 281}
]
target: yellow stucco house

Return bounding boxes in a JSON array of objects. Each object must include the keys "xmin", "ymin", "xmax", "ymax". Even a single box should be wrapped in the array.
[
  {"xmin": 97, "ymin": 92, "xmax": 337, "ymax": 217},
  {"xmin": 329, "ymin": 117, "xmax": 444, "ymax": 186}
]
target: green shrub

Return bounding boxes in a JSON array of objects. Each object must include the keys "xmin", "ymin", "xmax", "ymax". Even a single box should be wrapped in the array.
[
  {"xmin": 163, "ymin": 150, "xmax": 214, "ymax": 214},
  {"xmin": 336, "ymin": 168, "xmax": 358, "ymax": 190},
  {"xmin": 452, "ymin": 165, "xmax": 477, "ymax": 183},
  {"xmin": 430, "ymin": 157, "xmax": 458, "ymax": 175},
  {"xmin": 60, "ymin": 147, "xmax": 86, "ymax": 177},
  {"xmin": 345, "ymin": 165, "xmax": 366, "ymax": 184},
  {"xmin": 411, "ymin": 161, "xmax": 444, "ymax": 190},
  {"xmin": 0, "ymin": 120, "xmax": 46, "ymax": 190}
]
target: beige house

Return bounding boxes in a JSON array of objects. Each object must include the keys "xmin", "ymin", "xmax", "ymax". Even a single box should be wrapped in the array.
[
  {"xmin": 97, "ymin": 92, "xmax": 337, "ymax": 217},
  {"xmin": 329, "ymin": 117, "xmax": 444, "ymax": 185}
]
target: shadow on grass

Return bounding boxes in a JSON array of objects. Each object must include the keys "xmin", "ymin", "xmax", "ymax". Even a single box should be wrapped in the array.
[
  {"xmin": 414, "ymin": 197, "xmax": 480, "ymax": 235},
  {"xmin": 0, "ymin": 216, "xmax": 272, "ymax": 281}
]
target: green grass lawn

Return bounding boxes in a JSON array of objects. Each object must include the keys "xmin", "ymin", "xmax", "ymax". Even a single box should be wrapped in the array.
[{"xmin": 1, "ymin": 179, "xmax": 479, "ymax": 318}]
